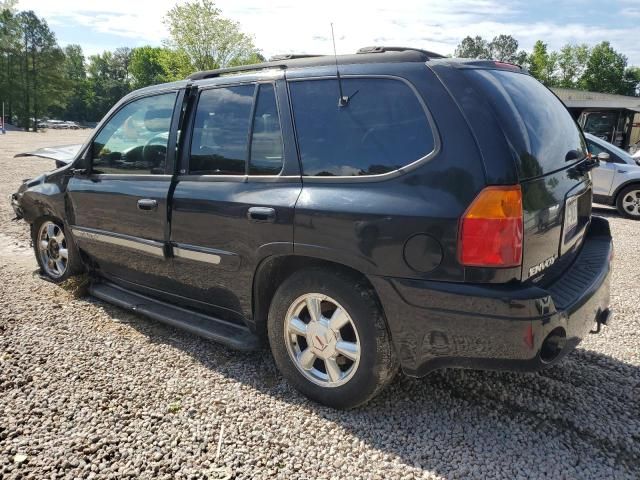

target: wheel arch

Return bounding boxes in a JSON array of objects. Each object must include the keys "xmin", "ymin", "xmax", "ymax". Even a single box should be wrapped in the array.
[
  {"xmin": 613, "ymin": 179, "xmax": 640, "ymax": 203},
  {"xmin": 252, "ymin": 255, "xmax": 387, "ymax": 341}
]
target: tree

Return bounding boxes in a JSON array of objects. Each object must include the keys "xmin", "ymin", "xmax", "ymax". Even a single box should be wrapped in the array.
[
  {"xmin": 623, "ymin": 67, "xmax": 640, "ymax": 97},
  {"xmin": 0, "ymin": 7, "xmax": 20, "ymax": 121},
  {"xmin": 454, "ymin": 35, "xmax": 490, "ymax": 59},
  {"xmin": 556, "ymin": 43, "xmax": 590, "ymax": 89},
  {"xmin": 13, "ymin": 11, "xmax": 66, "ymax": 130},
  {"xmin": 164, "ymin": 0, "xmax": 261, "ymax": 71},
  {"xmin": 59, "ymin": 44, "xmax": 89, "ymax": 121},
  {"xmin": 86, "ymin": 49, "xmax": 132, "ymax": 120},
  {"xmin": 130, "ymin": 46, "xmax": 193, "ymax": 89},
  {"xmin": 528, "ymin": 40, "xmax": 558, "ymax": 87},
  {"xmin": 581, "ymin": 41, "xmax": 627, "ymax": 94},
  {"xmin": 488, "ymin": 34, "xmax": 526, "ymax": 64}
]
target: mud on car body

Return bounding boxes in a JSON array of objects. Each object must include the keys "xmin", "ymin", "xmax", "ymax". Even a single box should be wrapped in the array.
[{"xmin": 12, "ymin": 47, "xmax": 613, "ymax": 408}]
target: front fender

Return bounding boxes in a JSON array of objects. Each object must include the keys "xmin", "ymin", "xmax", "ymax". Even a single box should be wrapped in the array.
[
  {"xmin": 612, "ymin": 169, "xmax": 640, "ymax": 199},
  {"xmin": 13, "ymin": 171, "xmax": 68, "ymax": 224}
]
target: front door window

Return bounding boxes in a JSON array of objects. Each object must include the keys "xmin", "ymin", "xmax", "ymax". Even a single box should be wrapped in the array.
[{"xmin": 91, "ymin": 93, "xmax": 177, "ymax": 175}]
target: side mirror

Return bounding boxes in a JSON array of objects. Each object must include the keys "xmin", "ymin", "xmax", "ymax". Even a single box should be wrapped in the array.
[{"xmin": 597, "ymin": 152, "xmax": 611, "ymax": 162}]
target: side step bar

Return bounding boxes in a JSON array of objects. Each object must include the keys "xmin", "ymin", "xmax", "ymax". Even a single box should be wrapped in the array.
[{"xmin": 89, "ymin": 282, "xmax": 261, "ymax": 351}]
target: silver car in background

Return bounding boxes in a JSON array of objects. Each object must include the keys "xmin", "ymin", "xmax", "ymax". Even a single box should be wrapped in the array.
[{"xmin": 587, "ymin": 132, "xmax": 640, "ymax": 219}]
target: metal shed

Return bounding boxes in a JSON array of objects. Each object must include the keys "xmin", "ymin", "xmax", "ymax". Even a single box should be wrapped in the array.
[{"xmin": 552, "ymin": 88, "xmax": 640, "ymax": 153}]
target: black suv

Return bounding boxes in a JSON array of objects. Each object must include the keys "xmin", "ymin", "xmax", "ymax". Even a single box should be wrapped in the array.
[{"xmin": 11, "ymin": 47, "xmax": 613, "ymax": 409}]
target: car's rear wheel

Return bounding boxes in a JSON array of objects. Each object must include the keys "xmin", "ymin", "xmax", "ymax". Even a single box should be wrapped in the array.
[
  {"xmin": 616, "ymin": 185, "xmax": 640, "ymax": 220},
  {"xmin": 32, "ymin": 218, "xmax": 83, "ymax": 282},
  {"xmin": 268, "ymin": 268, "xmax": 398, "ymax": 409}
]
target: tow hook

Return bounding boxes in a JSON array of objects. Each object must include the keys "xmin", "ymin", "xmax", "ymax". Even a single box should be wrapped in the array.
[{"xmin": 590, "ymin": 308, "xmax": 613, "ymax": 334}]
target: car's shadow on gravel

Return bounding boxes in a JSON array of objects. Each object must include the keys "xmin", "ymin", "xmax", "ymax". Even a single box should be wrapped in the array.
[{"xmin": 90, "ymin": 298, "xmax": 640, "ymax": 479}]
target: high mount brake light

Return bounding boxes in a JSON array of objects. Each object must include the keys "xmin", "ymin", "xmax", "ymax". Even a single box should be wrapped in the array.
[
  {"xmin": 459, "ymin": 186, "xmax": 523, "ymax": 267},
  {"xmin": 493, "ymin": 61, "xmax": 521, "ymax": 70}
]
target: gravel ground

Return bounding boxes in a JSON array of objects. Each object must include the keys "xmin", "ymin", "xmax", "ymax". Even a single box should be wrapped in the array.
[{"xmin": 1, "ymin": 130, "xmax": 639, "ymax": 479}]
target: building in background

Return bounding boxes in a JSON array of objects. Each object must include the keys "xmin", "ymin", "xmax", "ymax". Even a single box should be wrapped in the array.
[{"xmin": 553, "ymin": 88, "xmax": 640, "ymax": 154}]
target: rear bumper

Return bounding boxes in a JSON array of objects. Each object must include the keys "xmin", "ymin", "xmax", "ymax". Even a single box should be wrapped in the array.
[{"xmin": 371, "ymin": 216, "xmax": 613, "ymax": 377}]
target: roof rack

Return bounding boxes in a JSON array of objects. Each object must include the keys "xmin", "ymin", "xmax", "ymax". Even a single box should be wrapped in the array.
[
  {"xmin": 187, "ymin": 46, "xmax": 446, "ymax": 80},
  {"xmin": 269, "ymin": 53, "xmax": 325, "ymax": 61},
  {"xmin": 356, "ymin": 46, "xmax": 445, "ymax": 58},
  {"xmin": 187, "ymin": 63, "xmax": 288, "ymax": 81}
]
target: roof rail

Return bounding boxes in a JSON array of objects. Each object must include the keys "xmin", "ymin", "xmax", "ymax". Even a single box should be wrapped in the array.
[
  {"xmin": 357, "ymin": 46, "xmax": 445, "ymax": 59},
  {"xmin": 269, "ymin": 53, "xmax": 325, "ymax": 61},
  {"xmin": 187, "ymin": 63, "xmax": 287, "ymax": 81}
]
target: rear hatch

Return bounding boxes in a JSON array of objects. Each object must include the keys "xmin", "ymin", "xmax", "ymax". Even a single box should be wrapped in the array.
[{"xmin": 443, "ymin": 64, "xmax": 592, "ymax": 283}]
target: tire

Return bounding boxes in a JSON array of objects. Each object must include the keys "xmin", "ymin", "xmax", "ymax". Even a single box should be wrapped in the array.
[
  {"xmin": 615, "ymin": 185, "xmax": 640, "ymax": 220},
  {"xmin": 31, "ymin": 217, "xmax": 84, "ymax": 283},
  {"xmin": 268, "ymin": 267, "xmax": 398, "ymax": 409}
]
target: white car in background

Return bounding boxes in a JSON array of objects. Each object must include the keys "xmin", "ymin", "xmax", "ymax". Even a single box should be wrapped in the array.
[{"xmin": 586, "ymin": 132, "xmax": 640, "ymax": 219}]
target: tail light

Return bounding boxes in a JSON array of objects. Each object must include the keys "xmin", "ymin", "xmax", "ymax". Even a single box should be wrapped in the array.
[{"xmin": 459, "ymin": 185, "xmax": 523, "ymax": 267}]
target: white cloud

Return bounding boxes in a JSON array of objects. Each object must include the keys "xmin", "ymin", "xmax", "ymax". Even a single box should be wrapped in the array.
[{"xmin": 17, "ymin": 0, "xmax": 640, "ymax": 64}]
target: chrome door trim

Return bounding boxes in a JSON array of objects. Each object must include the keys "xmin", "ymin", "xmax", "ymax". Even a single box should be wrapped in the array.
[
  {"xmin": 71, "ymin": 226, "xmax": 165, "ymax": 257},
  {"xmin": 173, "ymin": 244, "xmax": 223, "ymax": 264}
]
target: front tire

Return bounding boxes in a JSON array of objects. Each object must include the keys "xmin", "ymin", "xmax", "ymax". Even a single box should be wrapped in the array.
[
  {"xmin": 616, "ymin": 185, "xmax": 640, "ymax": 220},
  {"xmin": 31, "ymin": 217, "xmax": 84, "ymax": 283},
  {"xmin": 268, "ymin": 268, "xmax": 398, "ymax": 409}
]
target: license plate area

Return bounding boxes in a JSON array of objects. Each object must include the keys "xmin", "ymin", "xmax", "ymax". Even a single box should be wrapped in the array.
[
  {"xmin": 561, "ymin": 187, "xmax": 591, "ymax": 255},
  {"xmin": 564, "ymin": 196, "xmax": 578, "ymax": 237}
]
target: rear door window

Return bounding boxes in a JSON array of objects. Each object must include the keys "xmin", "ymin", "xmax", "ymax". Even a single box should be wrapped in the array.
[
  {"xmin": 190, "ymin": 85, "xmax": 255, "ymax": 175},
  {"xmin": 289, "ymin": 78, "xmax": 435, "ymax": 176},
  {"xmin": 249, "ymin": 84, "xmax": 284, "ymax": 175},
  {"xmin": 465, "ymin": 70, "xmax": 587, "ymax": 179}
]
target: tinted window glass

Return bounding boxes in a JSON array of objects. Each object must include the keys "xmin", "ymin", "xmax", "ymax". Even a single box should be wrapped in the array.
[
  {"xmin": 92, "ymin": 93, "xmax": 176, "ymax": 174},
  {"xmin": 190, "ymin": 85, "xmax": 255, "ymax": 175},
  {"xmin": 465, "ymin": 70, "xmax": 587, "ymax": 179},
  {"xmin": 249, "ymin": 84, "xmax": 283, "ymax": 175},
  {"xmin": 289, "ymin": 78, "xmax": 434, "ymax": 176}
]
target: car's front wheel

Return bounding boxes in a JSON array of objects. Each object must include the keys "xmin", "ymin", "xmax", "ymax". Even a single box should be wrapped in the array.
[
  {"xmin": 268, "ymin": 268, "xmax": 398, "ymax": 409},
  {"xmin": 32, "ymin": 218, "xmax": 83, "ymax": 282}
]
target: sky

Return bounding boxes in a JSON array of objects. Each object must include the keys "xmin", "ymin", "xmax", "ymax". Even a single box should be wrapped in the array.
[{"xmin": 15, "ymin": 0, "xmax": 640, "ymax": 65}]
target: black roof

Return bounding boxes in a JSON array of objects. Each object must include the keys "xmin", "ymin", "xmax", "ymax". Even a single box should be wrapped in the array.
[{"xmin": 187, "ymin": 46, "xmax": 445, "ymax": 81}]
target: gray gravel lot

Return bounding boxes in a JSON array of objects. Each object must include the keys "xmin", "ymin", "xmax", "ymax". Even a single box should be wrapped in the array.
[{"xmin": 1, "ymin": 130, "xmax": 639, "ymax": 479}]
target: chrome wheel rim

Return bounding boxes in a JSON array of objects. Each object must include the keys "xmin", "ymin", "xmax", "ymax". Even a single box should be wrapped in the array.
[
  {"xmin": 37, "ymin": 221, "xmax": 68, "ymax": 278},
  {"xmin": 284, "ymin": 293, "xmax": 361, "ymax": 388},
  {"xmin": 622, "ymin": 190, "xmax": 640, "ymax": 217}
]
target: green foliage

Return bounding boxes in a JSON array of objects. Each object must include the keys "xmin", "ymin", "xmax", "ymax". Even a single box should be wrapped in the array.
[
  {"xmin": 0, "ymin": 3, "xmax": 266, "ymax": 124},
  {"xmin": 86, "ymin": 48, "xmax": 132, "ymax": 120},
  {"xmin": 454, "ymin": 35, "xmax": 638, "ymax": 96},
  {"xmin": 623, "ymin": 67, "xmax": 640, "ymax": 96},
  {"xmin": 130, "ymin": 46, "xmax": 193, "ymax": 89},
  {"xmin": 0, "ymin": 10, "xmax": 68, "ymax": 130},
  {"xmin": 556, "ymin": 44, "xmax": 590, "ymax": 88},
  {"xmin": 454, "ymin": 36, "xmax": 490, "ymax": 59},
  {"xmin": 163, "ymin": 0, "xmax": 261, "ymax": 71},
  {"xmin": 581, "ymin": 41, "xmax": 628, "ymax": 94},
  {"xmin": 528, "ymin": 41, "xmax": 558, "ymax": 86},
  {"xmin": 454, "ymin": 34, "xmax": 527, "ymax": 66}
]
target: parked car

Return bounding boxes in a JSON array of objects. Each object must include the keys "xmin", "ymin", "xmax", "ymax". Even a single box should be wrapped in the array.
[
  {"xmin": 586, "ymin": 133, "xmax": 640, "ymax": 219},
  {"xmin": 10, "ymin": 47, "xmax": 613, "ymax": 409}
]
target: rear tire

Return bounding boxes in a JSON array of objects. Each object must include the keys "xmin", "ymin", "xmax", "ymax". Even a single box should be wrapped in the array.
[
  {"xmin": 616, "ymin": 185, "xmax": 640, "ymax": 220},
  {"xmin": 268, "ymin": 267, "xmax": 398, "ymax": 409},
  {"xmin": 31, "ymin": 217, "xmax": 84, "ymax": 283}
]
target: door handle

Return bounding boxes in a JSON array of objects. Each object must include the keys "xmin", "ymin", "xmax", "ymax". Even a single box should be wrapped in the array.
[
  {"xmin": 247, "ymin": 206, "xmax": 276, "ymax": 223},
  {"xmin": 137, "ymin": 199, "xmax": 158, "ymax": 211}
]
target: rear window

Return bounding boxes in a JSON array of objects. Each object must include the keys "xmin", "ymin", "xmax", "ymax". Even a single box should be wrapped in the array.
[
  {"xmin": 465, "ymin": 70, "xmax": 587, "ymax": 179},
  {"xmin": 289, "ymin": 78, "xmax": 435, "ymax": 176}
]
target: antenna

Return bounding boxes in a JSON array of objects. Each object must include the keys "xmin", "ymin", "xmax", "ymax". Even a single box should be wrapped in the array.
[{"xmin": 331, "ymin": 23, "xmax": 349, "ymax": 107}]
